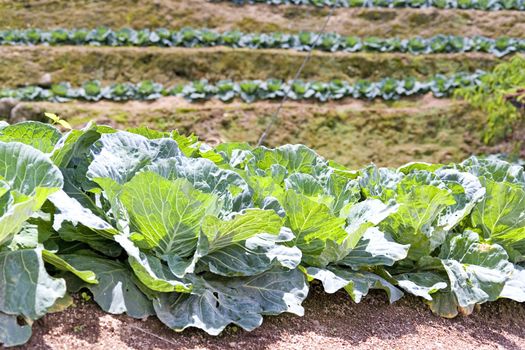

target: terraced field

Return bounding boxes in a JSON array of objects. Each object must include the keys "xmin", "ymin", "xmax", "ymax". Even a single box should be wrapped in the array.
[
  {"xmin": 1, "ymin": 0, "xmax": 523, "ymax": 166},
  {"xmin": 1, "ymin": 1, "xmax": 525, "ymax": 349}
]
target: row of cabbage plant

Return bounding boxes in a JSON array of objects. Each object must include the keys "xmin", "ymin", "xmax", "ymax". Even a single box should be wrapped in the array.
[
  {"xmin": 212, "ymin": 0, "xmax": 525, "ymax": 11},
  {"xmin": 0, "ymin": 72, "xmax": 484, "ymax": 103},
  {"xmin": 1, "ymin": 28, "xmax": 523, "ymax": 57},
  {"xmin": 1, "ymin": 120, "xmax": 524, "ymax": 347}
]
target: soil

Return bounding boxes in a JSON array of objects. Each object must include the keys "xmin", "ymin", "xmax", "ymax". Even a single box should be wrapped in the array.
[
  {"xmin": 13, "ymin": 285, "xmax": 525, "ymax": 350},
  {"xmin": 1, "ymin": 0, "xmax": 525, "ymax": 38}
]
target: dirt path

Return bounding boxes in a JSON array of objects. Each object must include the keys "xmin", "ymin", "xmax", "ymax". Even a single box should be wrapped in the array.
[{"xmin": 17, "ymin": 285, "xmax": 525, "ymax": 350}]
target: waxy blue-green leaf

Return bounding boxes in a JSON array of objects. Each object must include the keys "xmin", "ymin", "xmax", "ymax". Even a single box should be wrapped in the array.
[
  {"xmin": 154, "ymin": 268, "xmax": 308, "ymax": 335},
  {"xmin": 439, "ymin": 231, "xmax": 513, "ymax": 308},
  {"xmin": 60, "ymin": 254, "xmax": 155, "ymax": 318},
  {"xmin": 87, "ymin": 131, "xmax": 181, "ymax": 185},
  {"xmin": 54, "ymin": 221, "xmax": 122, "ymax": 257},
  {"xmin": 49, "ymin": 189, "xmax": 117, "ymax": 238},
  {"xmin": 307, "ymin": 266, "xmax": 403, "ymax": 303},
  {"xmin": 0, "ymin": 248, "xmax": 66, "ymax": 320},
  {"xmin": 198, "ymin": 228, "xmax": 302, "ymax": 276},
  {"xmin": 145, "ymin": 156, "xmax": 252, "ymax": 213},
  {"xmin": 0, "ymin": 312, "xmax": 32, "ymax": 347},
  {"xmin": 461, "ymin": 156, "xmax": 525, "ymax": 185},
  {"xmin": 339, "ymin": 227, "xmax": 409, "ymax": 269},
  {"xmin": 435, "ymin": 169, "xmax": 485, "ymax": 231},
  {"xmin": 317, "ymin": 199, "xmax": 399, "ymax": 266},
  {"xmin": 169, "ymin": 209, "xmax": 289, "ymax": 277},
  {"xmin": 359, "ymin": 165, "xmax": 403, "ymax": 201},
  {"xmin": 500, "ymin": 265, "xmax": 525, "ymax": 302},
  {"xmin": 343, "ymin": 199, "xmax": 398, "ymax": 243},
  {"xmin": 395, "ymin": 272, "xmax": 448, "ymax": 300}
]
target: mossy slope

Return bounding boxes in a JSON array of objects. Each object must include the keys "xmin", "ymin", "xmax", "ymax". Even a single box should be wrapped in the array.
[
  {"xmin": 0, "ymin": 46, "xmax": 502, "ymax": 86},
  {"xmin": 1, "ymin": 0, "xmax": 524, "ymax": 38},
  {"xmin": 9, "ymin": 96, "xmax": 486, "ymax": 168}
]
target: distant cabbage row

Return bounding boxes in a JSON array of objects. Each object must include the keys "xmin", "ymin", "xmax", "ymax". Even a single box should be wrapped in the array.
[
  {"xmin": 0, "ymin": 72, "xmax": 484, "ymax": 103},
  {"xmin": 213, "ymin": 0, "xmax": 525, "ymax": 10},
  {"xmin": 1, "ymin": 28, "xmax": 524, "ymax": 57}
]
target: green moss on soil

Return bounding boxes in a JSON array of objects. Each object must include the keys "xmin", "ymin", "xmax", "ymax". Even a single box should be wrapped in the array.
[
  {"xmin": 0, "ymin": 46, "xmax": 503, "ymax": 87},
  {"xmin": 12, "ymin": 97, "xmax": 486, "ymax": 168}
]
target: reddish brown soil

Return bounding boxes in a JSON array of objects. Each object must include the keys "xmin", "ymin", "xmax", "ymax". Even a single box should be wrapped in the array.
[{"xmin": 14, "ymin": 285, "xmax": 525, "ymax": 350}]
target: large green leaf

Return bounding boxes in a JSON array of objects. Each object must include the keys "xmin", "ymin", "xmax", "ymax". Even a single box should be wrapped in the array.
[
  {"xmin": 427, "ymin": 291, "xmax": 463, "ymax": 318},
  {"xmin": 114, "ymin": 234, "xmax": 192, "ymax": 292},
  {"xmin": 461, "ymin": 156, "xmax": 525, "ymax": 185},
  {"xmin": 153, "ymin": 268, "xmax": 308, "ymax": 335},
  {"xmin": 338, "ymin": 227, "xmax": 409, "ymax": 269},
  {"xmin": 325, "ymin": 173, "xmax": 361, "ymax": 215},
  {"xmin": 54, "ymin": 222, "xmax": 122, "ymax": 257},
  {"xmin": 395, "ymin": 272, "xmax": 448, "ymax": 300},
  {"xmin": 0, "ymin": 121, "xmax": 61, "ymax": 153},
  {"xmin": 0, "ymin": 248, "xmax": 66, "ymax": 320},
  {"xmin": 471, "ymin": 178, "xmax": 525, "ymax": 261},
  {"xmin": 164, "ymin": 209, "xmax": 287, "ymax": 278},
  {"xmin": 282, "ymin": 190, "xmax": 347, "ymax": 265},
  {"xmin": 500, "ymin": 265, "xmax": 525, "ymax": 302},
  {"xmin": 0, "ymin": 312, "xmax": 32, "ymax": 347},
  {"xmin": 87, "ymin": 131, "xmax": 181, "ymax": 185},
  {"xmin": 284, "ymin": 173, "xmax": 324, "ymax": 197},
  {"xmin": 0, "ymin": 142, "xmax": 63, "ymax": 201},
  {"xmin": 202, "ymin": 209, "xmax": 282, "ymax": 252},
  {"xmin": 51, "ymin": 123, "xmax": 101, "ymax": 168},
  {"xmin": 435, "ymin": 169, "xmax": 485, "ymax": 231},
  {"xmin": 42, "ymin": 250, "xmax": 97, "ymax": 284},
  {"xmin": 244, "ymin": 174, "xmax": 285, "ymax": 214},
  {"xmin": 359, "ymin": 165, "xmax": 403, "ymax": 201},
  {"xmin": 120, "ymin": 172, "xmax": 218, "ymax": 257},
  {"xmin": 60, "ymin": 254, "xmax": 155, "ymax": 318},
  {"xmin": 198, "ymin": 228, "xmax": 302, "ymax": 276},
  {"xmin": 0, "ymin": 142, "xmax": 63, "ymax": 246},
  {"xmin": 381, "ymin": 183, "xmax": 455, "ymax": 260},
  {"xmin": 307, "ymin": 266, "xmax": 403, "ymax": 303},
  {"xmin": 0, "ymin": 194, "xmax": 37, "ymax": 247},
  {"xmin": 145, "ymin": 157, "xmax": 253, "ymax": 213},
  {"xmin": 252, "ymin": 144, "xmax": 327, "ymax": 175},
  {"xmin": 49, "ymin": 189, "xmax": 117, "ymax": 238},
  {"xmin": 439, "ymin": 231, "xmax": 513, "ymax": 307},
  {"xmin": 343, "ymin": 199, "xmax": 398, "ymax": 244}
]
